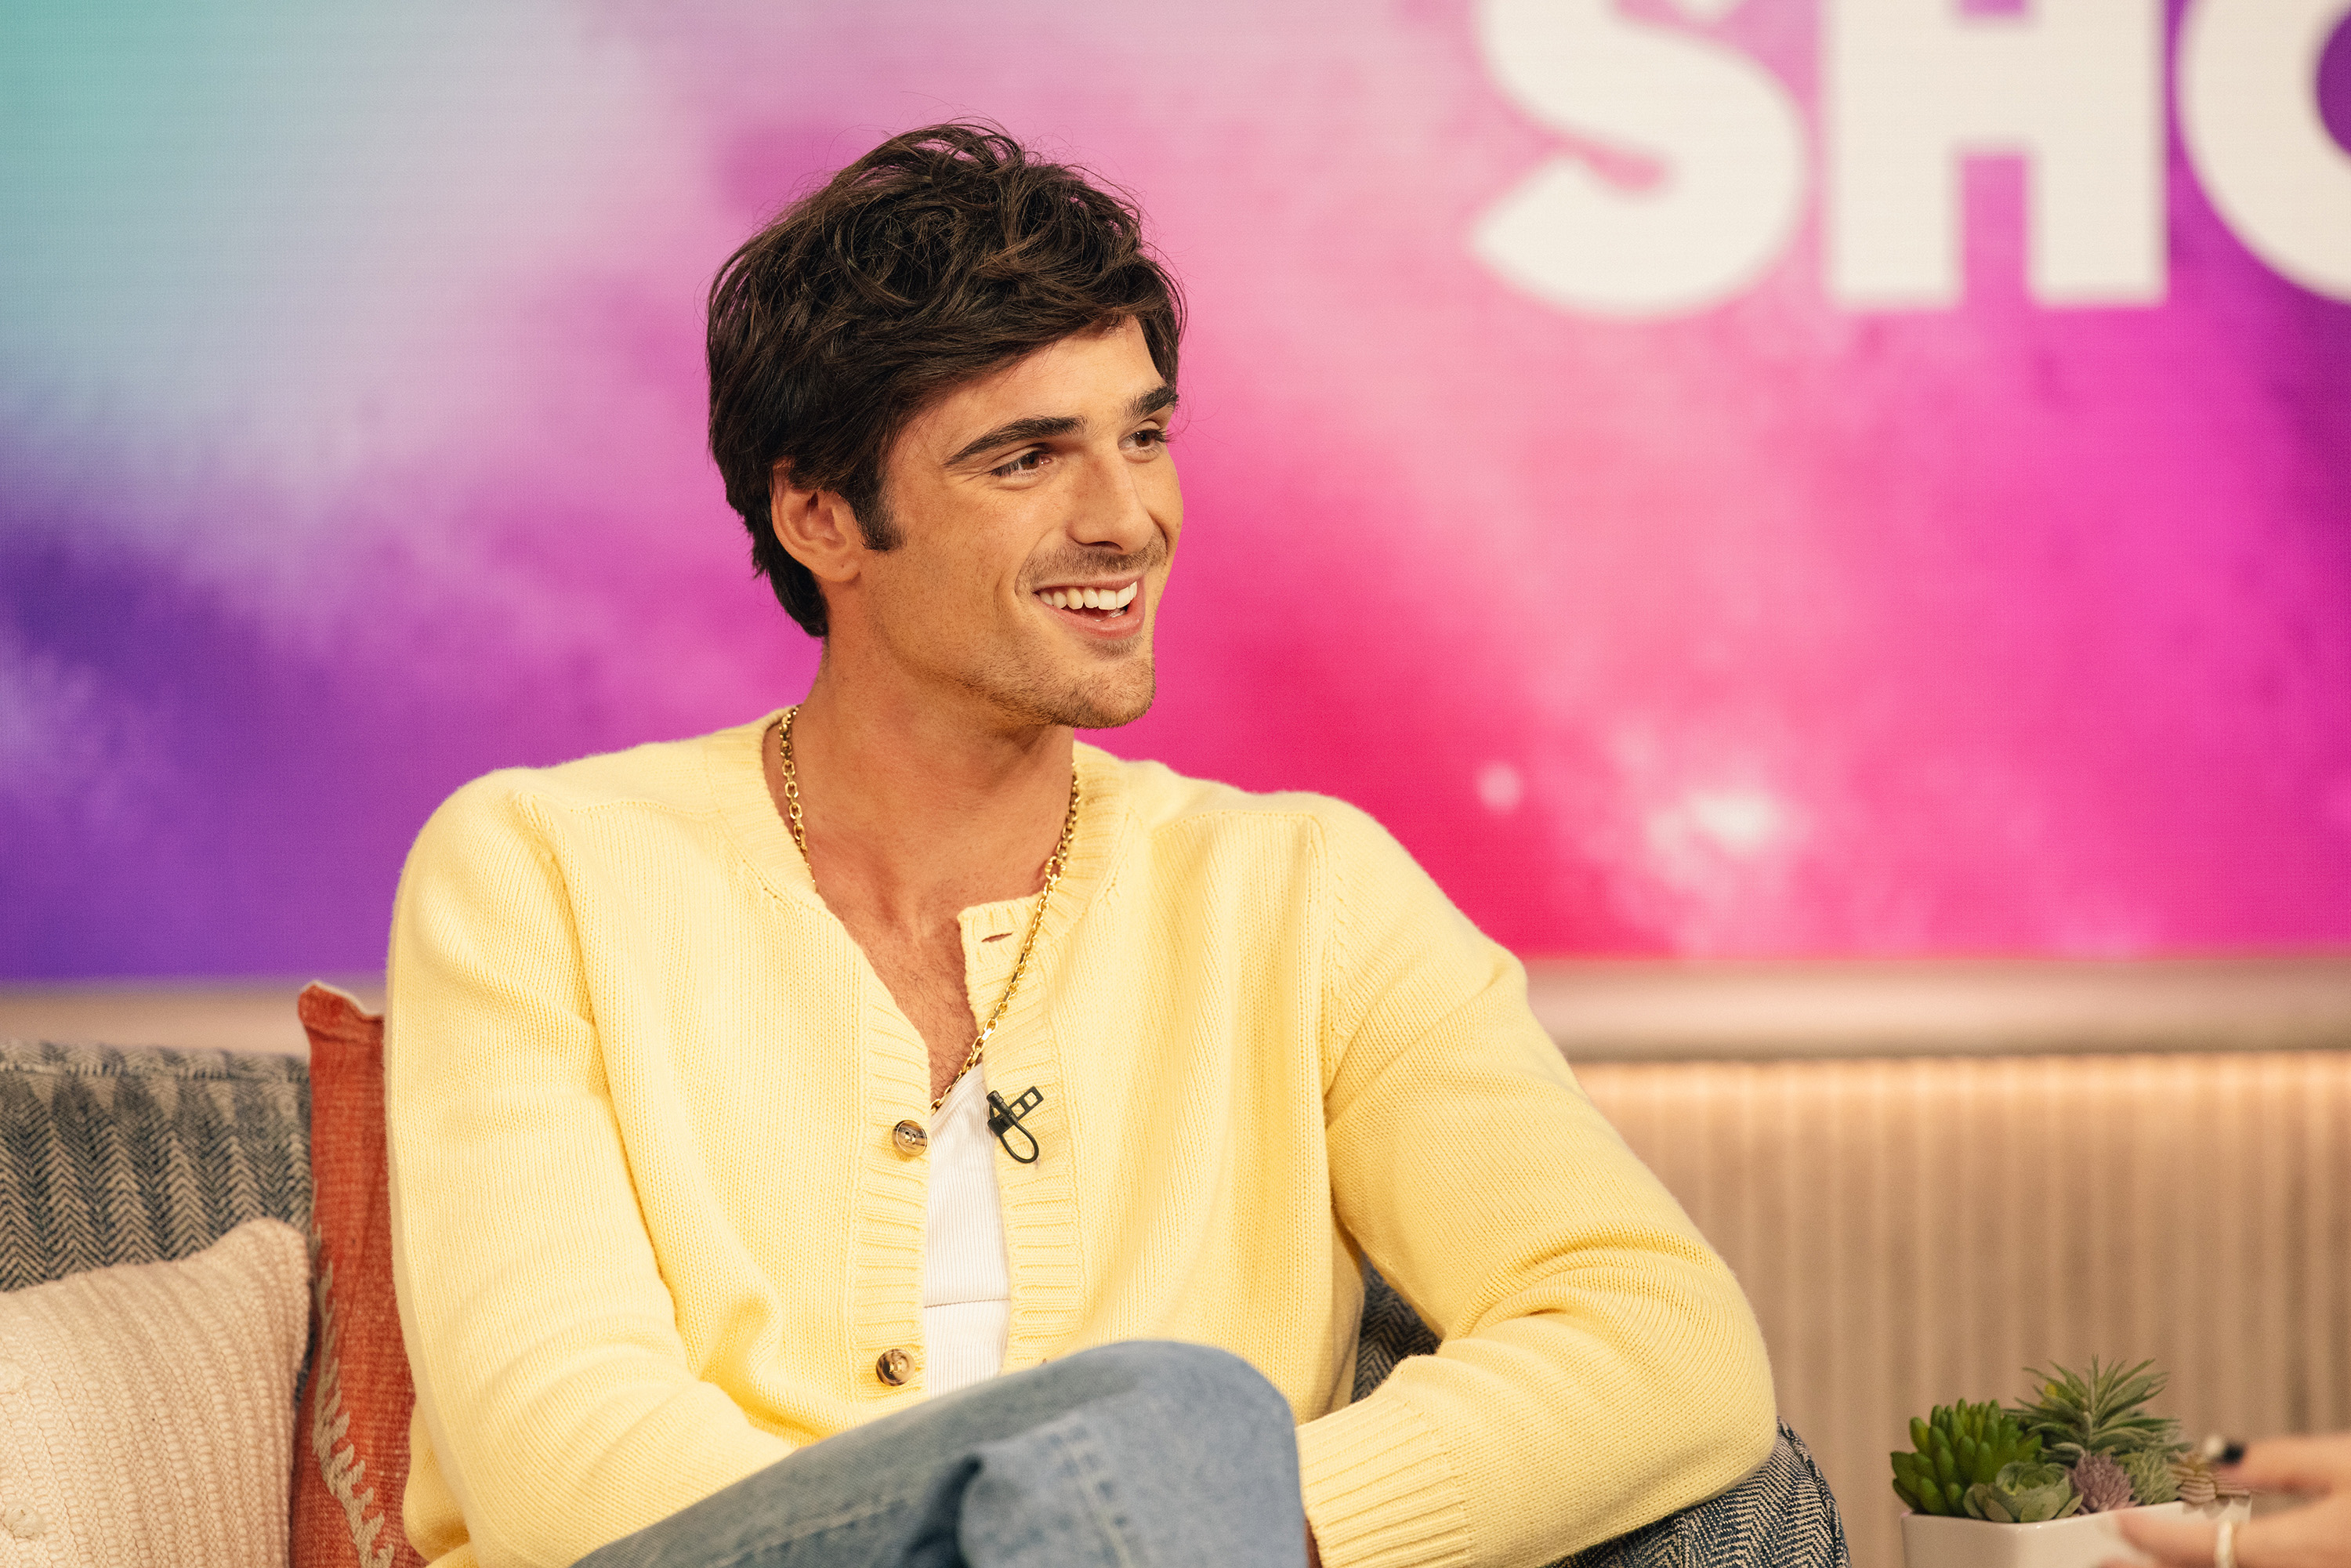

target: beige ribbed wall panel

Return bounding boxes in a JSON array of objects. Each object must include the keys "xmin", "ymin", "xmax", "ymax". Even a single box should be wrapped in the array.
[{"xmin": 1577, "ymin": 1052, "xmax": 2351, "ymax": 1568}]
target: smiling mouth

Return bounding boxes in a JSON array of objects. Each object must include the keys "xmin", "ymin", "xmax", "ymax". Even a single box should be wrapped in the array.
[{"xmin": 1034, "ymin": 581, "xmax": 1140, "ymax": 621}]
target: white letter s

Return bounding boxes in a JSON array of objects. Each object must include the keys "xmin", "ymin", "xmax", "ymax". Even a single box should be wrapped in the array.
[{"xmin": 1472, "ymin": 0, "xmax": 1808, "ymax": 318}]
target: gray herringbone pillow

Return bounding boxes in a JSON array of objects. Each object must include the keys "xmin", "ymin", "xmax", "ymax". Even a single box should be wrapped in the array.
[{"xmin": 0, "ymin": 1040, "xmax": 311, "ymax": 1290}]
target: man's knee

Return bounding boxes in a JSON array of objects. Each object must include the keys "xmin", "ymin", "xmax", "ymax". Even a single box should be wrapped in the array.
[{"xmin": 1078, "ymin": 1339, "xmax": 1293, "ymax": 1428}]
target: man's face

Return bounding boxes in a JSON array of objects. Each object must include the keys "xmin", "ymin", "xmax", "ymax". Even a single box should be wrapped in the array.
[{"xmin": 847, "ymin": 317, "xmax": 1181, "ymax": 730}]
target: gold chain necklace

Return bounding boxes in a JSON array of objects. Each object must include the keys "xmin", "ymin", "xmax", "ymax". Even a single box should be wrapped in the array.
[{"xmin": 778, "ymin": 705, "xmax": 1080, "ymax": 1111}]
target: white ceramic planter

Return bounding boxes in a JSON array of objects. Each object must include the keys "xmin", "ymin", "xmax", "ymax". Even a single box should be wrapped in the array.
[{"xmin": 1902, "ymin": 1501, "xmax": 2252, "ymax": 1568}]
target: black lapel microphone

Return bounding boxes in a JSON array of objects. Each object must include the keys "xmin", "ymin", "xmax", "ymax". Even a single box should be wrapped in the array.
[{"xmin": 987, "ymin": 1087, "xmax": 1044, "ymax": 1164}]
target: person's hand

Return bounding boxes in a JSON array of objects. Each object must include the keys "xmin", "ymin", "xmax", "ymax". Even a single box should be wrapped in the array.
[{"xmin": 2106, "ymin": 1433, "xmax": 2351, "ymax": 1568}]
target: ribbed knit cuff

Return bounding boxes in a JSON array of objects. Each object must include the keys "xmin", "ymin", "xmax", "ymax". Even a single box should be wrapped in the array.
[{"xmin": 1298, "ymin": 1393, "xmax": 1476, "ymax": 1568}]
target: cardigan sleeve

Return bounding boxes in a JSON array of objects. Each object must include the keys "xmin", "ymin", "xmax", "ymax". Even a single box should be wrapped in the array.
[
  {"xmin": 1296, "ymin": 804, "xmax": 1777, "ymax": 1568},
  {"xmin": 385, "ymin": 777, "xmax": 792, "ymax": 1568}
]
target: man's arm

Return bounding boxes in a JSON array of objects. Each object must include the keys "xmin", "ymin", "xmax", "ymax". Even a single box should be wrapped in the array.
[
  {"xmin": 386, "ymin": 778, "xmax": 792, "ymax": 1568},
  {"xmin": 1298, "ymin": 804, "xmax": 1777, "ymax": 1568}
]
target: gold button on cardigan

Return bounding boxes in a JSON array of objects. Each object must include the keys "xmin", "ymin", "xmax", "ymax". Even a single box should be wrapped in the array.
[{"xmin": 385, "ymin": 713, "xmax": 1775, "ymax": 1568}]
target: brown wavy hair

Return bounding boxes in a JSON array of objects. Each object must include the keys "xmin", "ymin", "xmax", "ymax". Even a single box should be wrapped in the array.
[{"xmin": 707, "ymin": 123, "xmax": 1185, "ymax": 637}]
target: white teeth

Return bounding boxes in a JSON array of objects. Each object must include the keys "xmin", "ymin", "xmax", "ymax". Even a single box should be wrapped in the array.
[{"xmin": 1041, "ymin": 584, "xmax": 1139, "ymax": 613}]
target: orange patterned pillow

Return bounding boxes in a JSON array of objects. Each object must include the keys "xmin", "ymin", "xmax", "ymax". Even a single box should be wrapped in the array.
[{"xmin": 292, "ymin": 983, "xmax": 425, "ymax": 1568}]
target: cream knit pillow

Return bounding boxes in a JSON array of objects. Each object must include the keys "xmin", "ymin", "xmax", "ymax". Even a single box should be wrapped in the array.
[{"xmin": 0, "ymin": 1217, "xmax": 309, "ymax": 1568}]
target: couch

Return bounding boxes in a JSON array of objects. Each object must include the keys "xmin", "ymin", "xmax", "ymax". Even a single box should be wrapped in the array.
[{"xmin": 0, "ymin": 987, "xmax": 1845, "ymax": 1567}]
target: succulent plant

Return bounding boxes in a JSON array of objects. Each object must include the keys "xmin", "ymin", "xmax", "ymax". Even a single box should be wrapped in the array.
[
  {"xmin": 2010, "ymin": 1359, "xmax": 2184, "ymax": 1465},
  {"xmin": 2170, "ymin": 1454, "xmax": 2252, "ymax": 1509},
  {"xmin": 2124, "ymin": 1448, "xmax": 2179, "ymax": 1505},
  {"xmin": 2172, "ymin": 1454, "xmax": 2220, "ymax": 1508},
  {"xmin": 2070, "ymin": 1452, "xmax": 2135, "ymax": 1513},
  {"xmin": 1966, "ymin": 1461, "xmax": 2082, "ymax": 1523},
  {"xmin": 1891, "ymin": 1400, "xmax": 2044, "ymax": 1516}
]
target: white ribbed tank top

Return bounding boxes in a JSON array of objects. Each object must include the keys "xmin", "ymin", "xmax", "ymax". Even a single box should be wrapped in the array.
[{"xmin": 922, "ymin": 1066, "xmax": 1011, "ymax": 1396}]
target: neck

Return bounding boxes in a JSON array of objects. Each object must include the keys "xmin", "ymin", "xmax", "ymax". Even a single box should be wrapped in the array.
[{"xmin": 777, "ymin": 658, "xmax": 1076, "ymax": 931}]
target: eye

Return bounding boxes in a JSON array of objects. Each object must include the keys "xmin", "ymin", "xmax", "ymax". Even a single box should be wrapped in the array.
[
  {"xmin": 991, "ymin": 448, "xmax": 1048, "ymax": 478},
  {"xmin": 1124, "ymin": 425, "xmax": 1169, "ymax": 454}
]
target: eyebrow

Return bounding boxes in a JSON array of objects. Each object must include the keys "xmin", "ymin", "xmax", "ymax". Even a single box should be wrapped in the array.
[{"xmin": 943, "ymin": 383, "xmax": 1179, "ymax": 469}]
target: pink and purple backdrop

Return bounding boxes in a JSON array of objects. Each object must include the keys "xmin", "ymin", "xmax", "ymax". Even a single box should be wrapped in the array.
[{"xmin": 5, "ymin": 0, "xmax": 2349, "ymax": 978}]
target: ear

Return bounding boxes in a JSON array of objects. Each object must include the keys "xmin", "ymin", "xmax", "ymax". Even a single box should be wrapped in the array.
[{"xmin": 769, "ymin": 462, "xmax": 866, "ymax": 588}]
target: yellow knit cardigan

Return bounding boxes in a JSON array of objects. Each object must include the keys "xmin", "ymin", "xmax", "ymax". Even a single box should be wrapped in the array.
[{"xmin": 385, "ymin": 714, "xmax": 1775, "ymax": 1568}]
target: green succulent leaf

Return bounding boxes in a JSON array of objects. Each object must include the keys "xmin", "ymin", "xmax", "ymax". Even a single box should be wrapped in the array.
[
  {"xmin": 2009, "ymin": 1359, "xmax": 2184, "ymax": 1465},
  {"xmin": 1984, "ymin": 1461, "xmax": 2077, "ymax": 1523},
  {"xmin": 1890, "ymin": 1454, "xmax": 1940, "ymax": 1515},
  {"xmin": 1932, "ymin": 1440, "xmax": 1958, "ymax": 1489},
  {"xmin": 2123, "ymin": 1449, "xmax": 2179, "ymax": 1505},
  {"xmin": 1893, "ymin": 1400, "xmax": 2040, "ymax": 1515}
]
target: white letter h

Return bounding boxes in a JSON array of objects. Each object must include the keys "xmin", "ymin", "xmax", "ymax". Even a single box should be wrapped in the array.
[{"xmin": 1827, "ymin": 0, "xmax": 2165, "ymax": 308}]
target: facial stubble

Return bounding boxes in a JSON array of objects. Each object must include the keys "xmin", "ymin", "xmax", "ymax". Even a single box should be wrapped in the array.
[{"xmin": 958, "ymin": 638, "xmax": 1157, "ymax": 731}]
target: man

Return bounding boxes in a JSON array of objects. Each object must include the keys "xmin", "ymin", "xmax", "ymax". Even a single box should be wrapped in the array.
[{"xmin": 386, "ymin": 125, "xmax": 1781, "ymax": 1568}]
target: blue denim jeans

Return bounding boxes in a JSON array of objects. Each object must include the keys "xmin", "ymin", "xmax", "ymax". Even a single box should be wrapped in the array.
[{"xmin": 575, "ymin": 1341, "xmax": 1307, "ymax": 1568}]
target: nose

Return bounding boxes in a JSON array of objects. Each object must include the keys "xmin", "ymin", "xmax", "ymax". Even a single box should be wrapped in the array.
[{"xmin": 1067, "ymin": 445, "xmax": 1165, "ymax": 557}]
